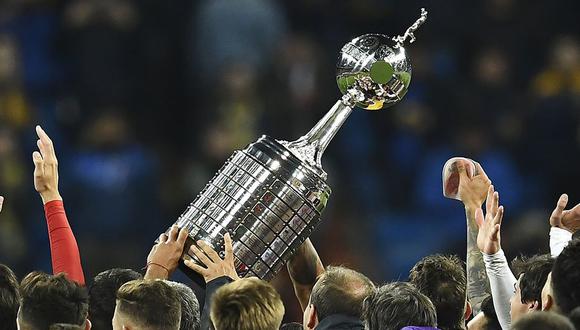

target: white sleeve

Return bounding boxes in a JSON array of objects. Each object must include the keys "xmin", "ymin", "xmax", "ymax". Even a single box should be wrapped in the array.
[
  {"xmin": 550, "ymin": 227, "xmax": 573, "ymax": 258},
  {"xmin": 482, "ymin": 249, "xmax": 516, "ymax": 330}
]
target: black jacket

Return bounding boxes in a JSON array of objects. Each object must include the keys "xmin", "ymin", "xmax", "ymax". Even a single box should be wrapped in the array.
[{"xmin": 314, "ymin": 314, "xmax": 365, "ymax": 330}]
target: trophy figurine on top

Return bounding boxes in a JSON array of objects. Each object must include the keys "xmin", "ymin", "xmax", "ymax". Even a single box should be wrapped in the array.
[{"xmin": 166, "ymin": 9, "xmax": 429, "ymax": 285}]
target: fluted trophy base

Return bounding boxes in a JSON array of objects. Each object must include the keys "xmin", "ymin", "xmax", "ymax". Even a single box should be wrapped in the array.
[{"xmin": 174, "ymin": 136, "xmax": 331, "ymax": 285}]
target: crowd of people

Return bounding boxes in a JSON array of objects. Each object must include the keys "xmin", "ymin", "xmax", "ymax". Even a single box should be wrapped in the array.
[{"xmin": 2, "ymin": 125, "xmax": 580, "ymax": 329}]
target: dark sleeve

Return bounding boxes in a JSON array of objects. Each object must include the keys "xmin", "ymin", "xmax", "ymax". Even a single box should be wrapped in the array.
[
  {"xmin": 201, "ymin": 276, "xmax": 234, "ymax": 330},
  {"xmin": 44, "ymin": 200, "xmax": 86, "ymax": 285}
]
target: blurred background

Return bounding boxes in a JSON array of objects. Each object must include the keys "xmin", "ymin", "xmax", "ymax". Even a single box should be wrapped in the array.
[{"xmin": 0, "ymin": 0, "xmax": 579, "ymax": 321}]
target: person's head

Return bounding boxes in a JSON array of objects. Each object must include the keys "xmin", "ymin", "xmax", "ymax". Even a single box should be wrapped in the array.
[
  {"xmin": 548, "ymin": 238, "xmax": 580, "ymax": 314},
  {"xmin": 510, "ymin": 311, "xmax": 574, "ymax": 330},
  {"xmin": 113, "ymin": 279, "xmax": 181, "ymax": 330},
  {"xmin": 18, "ymin": 272, "xmax": 90, "ymax": 330},
  {"xmin": 210, "ymin": 277, "xmax": 284, "ymax": 330},
  {"xmin": 409, "ymin": 254, "xmax": 469, "ymax": 330},
  {"xmin": 466, "ymin": 296, "xmax": 501, "ymax": 330},
  {"xmin": 509, "ymin": 254, "xmax": 554, "ymax": 322},
  {"xmin": 304, "ymin": 266, "xmax": 375, "ymax": 329},
  {"xmin": 164, "ymin": 281, "xmax": 201, "ymax": 330},
  {"xmin": 0, "ymin": 264, "xmax": 20, "ymax": 330},
  {"xmin": 362, "ymin": 281, "xmax": 437, "ymax": 330},
  {"xmin": 88, "ymin": 268, "xmax": 142, "ymax": 330}
]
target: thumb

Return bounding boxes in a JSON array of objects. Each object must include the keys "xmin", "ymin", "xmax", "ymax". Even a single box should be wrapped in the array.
[
  {"xmin": 491, "ymin": 224, "xmax": 501, "ymax": 240},
  {"xmin": 475, "ymin": 208, "xmax": 485, "ymax": 228},
  {"xmin": 550, "ymin": 194, "xmax": 568, "ymax": 226},
  {"xmin": 457, "ymin": 161, "xmax": 469, "ymax": 181}
]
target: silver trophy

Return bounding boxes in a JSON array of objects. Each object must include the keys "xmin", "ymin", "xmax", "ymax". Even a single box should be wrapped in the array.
[{"xmin": 171, "ymin": 9, "xmax": 428, "ymax": 284}]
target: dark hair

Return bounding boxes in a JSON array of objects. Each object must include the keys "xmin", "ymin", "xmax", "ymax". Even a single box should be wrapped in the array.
[
  {"xmin": 511, "ymin": 311, "xmax": 574, "ymax": 330},
  {"xmin": 511, "ymin": 254, "xmax": 554, "ymax": 306},
  {"xmin": 552, "ymin": 238, "xmax": 580, "ymax": 314},
  {"xmin": 409, "ymin": 254, "xmax": 466, "ymax": 330},
  {"xmin": 164, "ymin": 281, "xmax": 201, "ymax": 330},
  {"xmin": 0, "ymin": 264, "xmax": 20, "ymax": 330},
  {"xmin": 362, "ymin": 282, "xmax": 437, "ymax": 330},
  {"xmin": 480, "ymin": 295, "xmax": 501, "ymax": 330},
  {"xmin": 19, "ymin": 272, "xmax": 89, "ymax": 330},
  {"xmin": 116, "ymin": 279, "xmax": 181, "ymax": 330},
  {"xmin": 48, "ymin": 324, "xmax": 84, "ymax": 330},
  {"xmin": 310, "ymin": 266, "xmax": 375, "ymax": 321},
  {"xmin": 569, "ymin": 306, "xmax": 580, "ymax": 330},
  {"xmin": 88, "ymin": 268, "xmax": 142, "ymax": 330}
]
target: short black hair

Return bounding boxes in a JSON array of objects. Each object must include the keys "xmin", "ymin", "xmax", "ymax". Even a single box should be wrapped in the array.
[
  {"xmin": 511, "ymin": 311, "xmax": 574, "ymax": 330},
  {"xmin": 164, "ymin": 281, "xmax": 201, "ymax": 330},
  {"xmin": 511, "ymin": 254, "xmax": 553, "ymax": 306},
  {"xmin": 19, "ymin": 272, "xmax": 89, "ymax": 330},
  {"xmin": 362, "ymin": 282, "xmax": 437, "ymax": 330},
  {"xmin": 409, "ymin": 254, "xmax": 466, "ymax": 330},
  {"xmin": 88, "ymin": 268, "xmax": 142, "ymax": 330},
  {"xmin": 552, "ymin": 239, "xmax": 580, "ymax": 314},
  {"xmin": 480, "ymin": 295, "xmax": 501, "ymax": 330},
  {"xmin": 310, "ymin": 266, "xmax": 375, "ymax": 321},
  {"xmin": 0, "ymin": 264, "xmax": 20, "ymax": 330}
]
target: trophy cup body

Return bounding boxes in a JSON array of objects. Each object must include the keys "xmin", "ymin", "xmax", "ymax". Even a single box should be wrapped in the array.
[{"xmin": 168, "ymin": 10, "xmax": 428, "ymax": 285}]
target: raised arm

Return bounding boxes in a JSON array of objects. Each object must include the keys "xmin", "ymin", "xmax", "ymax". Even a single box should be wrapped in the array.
[
  {"xmin": 476, "ymin": 185, "xmax": 513, "ymax": 330},
  {"xmin": 33, "ymin": 125, "xmax": 85, "ymax": 285},
  {"xmin": 456, "ymin": 161, "xmax": 492, "ymax": 314},
  {"xmin": 548, "ymin": 194, "xmax": 578, "ymax": 257},
  {"xmin": 286, "ymin": 238, "xmax": 325, "ymax": 311}
]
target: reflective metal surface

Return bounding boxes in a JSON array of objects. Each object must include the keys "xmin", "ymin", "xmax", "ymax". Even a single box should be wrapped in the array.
[
  {"xmin": 167, "ymin": 9, "xmax": 427, "ymax": 284},
  {"xmin": 175, "ymin": 136, "xmax": 330, "ymax": 282}
]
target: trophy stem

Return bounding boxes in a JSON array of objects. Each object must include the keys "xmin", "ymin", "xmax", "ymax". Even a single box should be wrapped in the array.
[{"xmin": 279, "ymin": 99, "xmax": 353, "ymax": 177}]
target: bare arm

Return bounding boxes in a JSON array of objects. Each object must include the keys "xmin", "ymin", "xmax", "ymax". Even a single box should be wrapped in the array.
[
  {"xmin": 287, "ymin": 238, "xmax": 325, "ymax": 311},
  {"xmin": 466, "ymin": 205, "xmax": 492, "ymax": 314},
  {"xmin": 457, "ymin": 161, "xmax": 492, "ymax": 314}
]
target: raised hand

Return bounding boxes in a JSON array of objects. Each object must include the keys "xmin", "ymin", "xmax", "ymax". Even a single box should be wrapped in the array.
[
  {"xmin": 457, "ymin": 161, "xmax": 492, "ymax": 209},
  {"xmin": 550, "ymin": 193, "xmax": 580, "ymax": 233},
  {"xmin": 0, "ymin": 196, "xmax": 4, "ymax": 213},
  {"xmin": 476, "ymin": 185, "xmax": 505, "ymax": 255},
  {"xmin": 184, "ymin": 232, "xmax": 239, "ymax": 283},
  {"xmin": 145, "ymin": 225, "xmax": 189, "ymax": 280},
  {"xmin": 32, "ymin": 126, "xmax": 62, "ymax": 204}
]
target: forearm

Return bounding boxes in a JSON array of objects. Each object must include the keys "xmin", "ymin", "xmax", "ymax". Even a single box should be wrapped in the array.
[
  {"xmin": 465, "ymin": 206, "xmax": 491, "ymax": 314},
  {"xmin": 550, "ymin": 227, "xmax": 572, "ymax": 258},
  {"xmin": 45, "ymin": 200, "xmax": 85, "ymax": 285},
  {"xmin": 482, "ymin": 250, "xmax": 516, "ymax": 330},
  {"xmin": 287, "ymin": 238, "xmax": 325, "ymax": 311}
]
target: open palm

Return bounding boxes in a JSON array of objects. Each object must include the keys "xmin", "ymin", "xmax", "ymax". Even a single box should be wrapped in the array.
[{"xmin": 476, "ymin": 185, "xmax": 505, "ymax": 255}]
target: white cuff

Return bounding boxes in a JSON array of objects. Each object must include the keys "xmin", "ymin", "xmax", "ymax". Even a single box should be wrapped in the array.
[{"xmin": 550, "ymin": 227, "xmax": 572, "ymax": 258}]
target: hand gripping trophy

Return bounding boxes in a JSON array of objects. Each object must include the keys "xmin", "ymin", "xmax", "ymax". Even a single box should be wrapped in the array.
[{"xmin": 168, "ymin": 9, "xmax": 428, "ymax": 284}]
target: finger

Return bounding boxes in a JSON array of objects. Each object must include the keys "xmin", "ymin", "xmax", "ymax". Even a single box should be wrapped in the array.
[
  {"xmin": 491, "ymin": 224, "xmax": 501, "ymax": 240},
  {"xmin": 32, "ymin": 151, "xmax": 44, "ymax": 178},
  {"xmin": 494, "ymin": 205, "xmax": 504, "ymax": 226},
  {"xmin": 190, "ymin": 245, "xmax": 212, "ymax": 266},
  {"xmin": 474, "ymin": 162, "xmax": 489, "ymax": 180},
  {"xmin": 37, "ymin": 126, "xmax": 58, "ymax": 165},
  {"xmin": 486, "ymin": 185, "xmax": 494, "ymax": 213},
  {"xmin": 197, "ymin": 240, "xmax": 221, "ymax": 263},
  {"xmin": 551, "ymin": 194, "xmax": 569, "ymax": 226},
  {"xmin": 167, "ymin": 225, "xmax": 179, "ymax": 242},
  {"xmin": 158, "ymin": 233, "xmax": 168, "ymax": 243},
  {"xmin": 177, "ymin": 228, "xmax": 189, "ymax": 245},
  {"xmin": 224, "ymin": 233, "xmax": 234, "ymax": 261},
  {"xmin": 457, "ymin": 161, "xmax": 469, "ymax": 182},
  {"xmin": 475, "ymin": 208, "xmax": 485, "ymax": 228},
  {"xmin": 184, "ymin": 259, "xmax": 208, "ymax": 275},
  {"xmin": 0, "ymin": 196, "xmax": 4, "ymax": 213},
  {"xmin": 490, "ymin": 191, "xmax": 499, "ymax": 217}
]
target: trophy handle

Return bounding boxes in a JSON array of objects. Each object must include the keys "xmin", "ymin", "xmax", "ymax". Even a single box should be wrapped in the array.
[{"xmin": 279, "ymin": 90, "xmax": 363, "ymax": 178}]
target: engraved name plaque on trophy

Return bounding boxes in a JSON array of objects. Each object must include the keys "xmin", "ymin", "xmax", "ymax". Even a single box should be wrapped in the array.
[{"xmin": 168, "ymin": 9, "xmax": 428, "ymax": 284}]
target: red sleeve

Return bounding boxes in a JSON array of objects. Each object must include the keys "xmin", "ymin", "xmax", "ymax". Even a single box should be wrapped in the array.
[{"xmin": 44, "ymin": 200, "xmax": 86, "ymax": 285}]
